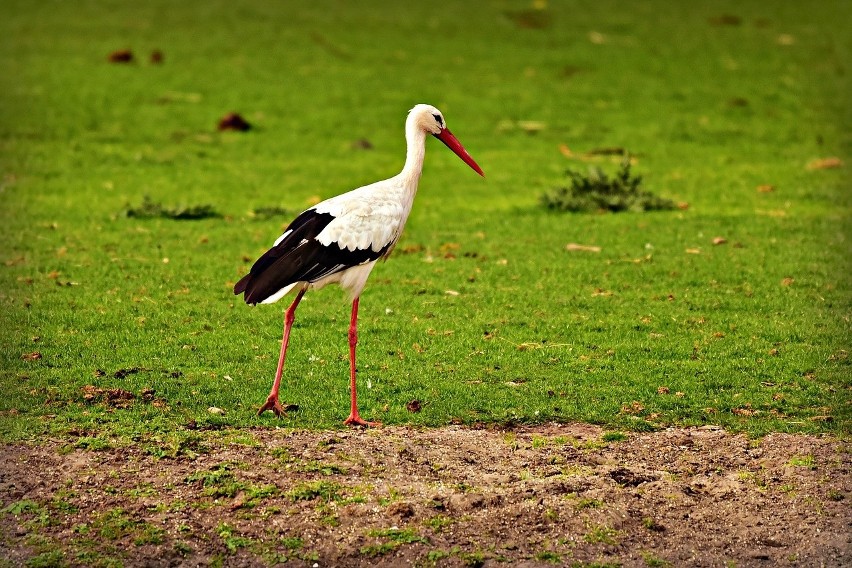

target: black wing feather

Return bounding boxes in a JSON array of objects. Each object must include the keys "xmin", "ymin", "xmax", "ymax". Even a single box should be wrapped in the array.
[{"xmin": 234, "ymin": 209, "xmax": 391, "ymax": 305}]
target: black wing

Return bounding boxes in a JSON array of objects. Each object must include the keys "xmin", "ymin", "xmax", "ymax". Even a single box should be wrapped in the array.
[{"xmin": 234, "ymin": 208, "xmax": 390, "ymax": 305}]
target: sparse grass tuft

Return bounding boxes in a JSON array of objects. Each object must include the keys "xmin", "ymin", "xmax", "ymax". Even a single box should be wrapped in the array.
[
  {"xmin": 536, "ymin": 550, "xmax": 562, "ymax": 563},
  {"xmin": 287, "ymin": 481, "xmax": 343, "ymax": 503},
  {"xmin": 216, "ymin": 523, "xmax": 253, "ymax": 553},
  {"xmin": 787, "ymin": 455, "xmax": 817, "ymax": 470},
  {"xmin": 359, "ymin": 527, "xmax": 428, "ymax": 557},
  {"xmin": 423, "ymin": 514, "xmax": 454, "ymax": 533},
  {"xmin": 541, "ymin": 156, "xmax": 676, "ymax": 213},
  {"xmin": 126, "ymin": 196, "xmax": 220, "ymax": 220},
  {"xmin": 584, "ymin": 523, "xmax": 620, "ymax": 545},
  {"xmin": 643, "ymin": 553, "xmax": 672, "ymax": 567}
]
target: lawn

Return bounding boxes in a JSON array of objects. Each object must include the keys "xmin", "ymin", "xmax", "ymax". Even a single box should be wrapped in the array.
[{"xmin": 1, "ymin": 0, "xmax": 849, "ymax": 441}]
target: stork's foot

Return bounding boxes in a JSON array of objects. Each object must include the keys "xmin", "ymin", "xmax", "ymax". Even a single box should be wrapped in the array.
[
  {"xmin": 257, "ymin": 395, "xmax": 289, "ymax": 417},
  {"xmin": 343, "ymin": 413, "xmax": 380, "ymax": 428}
]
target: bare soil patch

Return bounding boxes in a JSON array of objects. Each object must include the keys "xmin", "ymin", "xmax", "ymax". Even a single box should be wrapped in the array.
[{"xmin": 1, "ymin": 424, "xmax": 849, "ymax": 567}]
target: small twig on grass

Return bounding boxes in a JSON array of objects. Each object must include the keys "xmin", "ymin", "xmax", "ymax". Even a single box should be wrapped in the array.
[{"xmin": 497, "ymin": 337, "xmax": 572, "ymax": 351}]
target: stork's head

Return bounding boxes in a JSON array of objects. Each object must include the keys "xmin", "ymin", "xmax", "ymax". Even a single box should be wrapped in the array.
[{"xmin": 408, "ymin": 104, "xmax": 484, "ymax": 176}]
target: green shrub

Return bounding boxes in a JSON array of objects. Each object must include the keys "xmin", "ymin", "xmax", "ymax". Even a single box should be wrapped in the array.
[{"xmin": 541, "ymin": 156, "xmax": 675, "ymax": 213}]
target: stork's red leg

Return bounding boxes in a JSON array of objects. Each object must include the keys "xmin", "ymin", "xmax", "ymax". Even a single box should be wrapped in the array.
[
  {"xmin": 258, "ymin": 287, "xmax": 306, "ymax": 416},
  {"xmin": 343, "ymin": 297, "xmax": 380, "ymax": 427}
]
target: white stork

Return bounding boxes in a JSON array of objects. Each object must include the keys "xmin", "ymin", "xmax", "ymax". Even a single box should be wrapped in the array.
[{"xmin": 234, "ymin": 104, "xmax": 483, "ymax": 426}]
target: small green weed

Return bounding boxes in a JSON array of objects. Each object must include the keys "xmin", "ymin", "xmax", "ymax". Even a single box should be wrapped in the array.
[
  {"xmin": 73, "ymin": 550, "xmax": 122, "ymax": 568},
  {"xmin": 184, "ymin": 462, "xmax": 276, "ymax": 506},
  {"xmin": 3, "ymin": 499, "xmax": 42, "ymax": 515},
  {"xmin": 366, "ymin": 527, "xmax": 428, "ymax": 544},
  {"xmin": 217, "ymin": 523, "xmax": 253, "ymax": 553},
  {"xmin": 423, "ymin": 514, "xmax": 454, "ymax": 532},
  {"xmin": 359, "ymin": 527, "xmax": 428, "ymax": 557},
  {"xmin": 541, "ymin": 156, "xmax": 675, "ymax": 213},
  {"xmin": 359, "ymin": 542, "xmax": 397, "ymax": 557},
  {"xmin": 92, "ymin": 508, "xmax": 136, "ymax": 541},
  {"xmin": 569, "ymin": 561, "xmax": 622, "ymax": 568},
  {"xmin": 298, "ymin": 460, "xmax": 348, "ymax": 476},
  {"xmin": 827, "ymin": 489, "xmax": 844, "ymax": 501},
  {"xmin": 74, "ymin": 436, "xmax": 112, "ymax": 451},
  {"xmin": 642, "ymin": 517, "xmax": 665, "ymax": 532},
  {"xmin": 144, "ymin": 432, "xmax": 209, "ymax": 459},
  {"xmin": 531, "ymin": 435, "xmax": 549, "ymax": 448},
  {"xmin": 186, "ymin": 463, "xmax": 243, "ymax": 498},
  {"xmin": 583, "ymin": 523, "xmax": 619, "ymax": 545},
  {"xmin": 601, "ymin": 432, "xmax": 628, "ymax": 442},
  {"xmin": 133, "ymin": 524, "xmax": 165, "ymax": 546},
  {"xmin": 574, "ymin": 497, "xmax": 603, "ymax": 510},
  {"xmin": 787, "ymin": 455, "xmax": 817, "ymax": 470},
  {"xmin": 280, "ymin": 536, "xmax": 303, "ymax": 550},
  {"xmin": 126, "ymin": 483, "xmax": 158, "ymax": 499},
  {"xmin": 24, "ymin": 549, "xmax": 65, "ymax": 568},
  {"xmin": 459, "ymin": 550, "xmax": 487, "ymax": 568},
  {"xmin": 643, "ymin": 552, "xmax": 672, "ymax": 567},
  {"xmin": 174, "ymin": 541, "xmax": 193, "ymax": 556},
  {"xmin": 536, "ymin": 550, "xmax": 562, "ymax": 563},
  {"xmin": 288, "ymin": 480, "xmax": 343, "ymax": 503},
  {"xmin": 425, "ymin": 549, "xmax": 452, "ymax": 564}
]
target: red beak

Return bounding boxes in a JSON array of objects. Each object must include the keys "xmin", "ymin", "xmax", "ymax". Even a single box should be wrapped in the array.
[{"xmin": 434, "ymin": 128, "xmax": 484, "ymax": 177}]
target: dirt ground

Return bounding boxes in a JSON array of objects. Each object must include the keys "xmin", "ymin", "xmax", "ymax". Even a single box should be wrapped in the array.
[{"xmin": 1, "ymin": 424, "xmax": 849, "ymax": 567}]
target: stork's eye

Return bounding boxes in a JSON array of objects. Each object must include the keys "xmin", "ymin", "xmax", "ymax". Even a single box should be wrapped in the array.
[{"xmin": 432, "ymin": 113, "xmax": 444, "ymax": 127}]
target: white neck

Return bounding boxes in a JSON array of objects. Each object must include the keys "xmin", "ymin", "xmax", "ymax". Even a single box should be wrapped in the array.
[{"xmin": 399, "ymin": 117, "xmax": 428, "ymax": 188}]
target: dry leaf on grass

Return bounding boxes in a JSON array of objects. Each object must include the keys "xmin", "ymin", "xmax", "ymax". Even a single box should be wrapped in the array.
[
  {"xmin": 807, "ymin": 157, "xmax": 842, "ymax": 170},
  {"xmin": 588, "ymin": 31, "xmax": 606, "ymax": 44},
  {"xmin": 566, "ymin": 243, "xmax": 601, "ymax": 253},
  {"xmin": 621, "ymin": 401, "xmax": 645, "ymax": 415},
  {"xmin": 217, "ymin": 112, "xmax": 251, "ymax": 131},
  {"xmin": 81, "ymin": 385, "xmax": 135, "ymax": 408},
  {"xmin": 518, "ymin": 121, "xmax": 546, "ymax": 133},
  {"xmin": 732, "ymin": 406, "xmax": 757, "ymax": 416},
  {"xmin": 108, "ymin": 49, "xmax": 133, "ymax": 63},
  {"xmin": 810, "ymin": 415, "xmax": 834, "ymax": 422}
]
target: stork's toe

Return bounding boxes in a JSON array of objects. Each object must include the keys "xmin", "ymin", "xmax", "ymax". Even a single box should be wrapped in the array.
[
  {"xmin": 257, "ymin": 396, "xmax": 286, "ymax": 417},
  {"xmin": 343, "ymin": 413, "xmax": 380, "ymax": 428}
]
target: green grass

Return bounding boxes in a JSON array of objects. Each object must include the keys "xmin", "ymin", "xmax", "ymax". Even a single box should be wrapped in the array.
[
  {"xmin": 1, "ymin": 0, "xmax": 849, "ymax": 441},
  {"xmin": 360, "ymin": 527, "xmax": 428, "ymax": 557}
]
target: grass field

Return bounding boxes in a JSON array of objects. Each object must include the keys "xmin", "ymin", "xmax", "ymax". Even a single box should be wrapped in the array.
[{"xmin": 1, "ymin": 0, "xmax": 849, "ymax": 442}]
